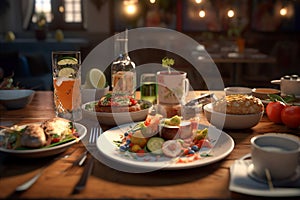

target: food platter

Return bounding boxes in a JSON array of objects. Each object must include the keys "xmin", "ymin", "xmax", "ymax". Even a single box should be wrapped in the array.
[
  {"xmin": 82, "ymin": 100, "xmax": 152, "ymax": 125},
  {"xmin": 96, "ymin": 123, "xmax": 234, "ymax": 172},
  {"xmin": 0, "ymin": 123, "xmax": 87, "ymax": 158}
]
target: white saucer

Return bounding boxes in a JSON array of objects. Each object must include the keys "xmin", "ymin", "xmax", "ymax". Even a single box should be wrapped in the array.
[{"xmin": 247, "ymin": 164, "xmax": 300, "ymax": 187}]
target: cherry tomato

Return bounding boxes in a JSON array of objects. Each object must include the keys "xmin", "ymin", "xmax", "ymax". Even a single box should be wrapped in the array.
[
  {"xmin": 281, "ymin": 106, "xmax": 300, "ymax": 129},
  {"xmin": 266, "ymin": 101, "xmax": 286, "ymax": 124}
]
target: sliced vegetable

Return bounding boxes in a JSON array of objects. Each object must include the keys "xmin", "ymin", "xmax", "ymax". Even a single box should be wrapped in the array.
[
  {"xmin": 162, "ymin": 140, "xmax": 182, "ymax": 158},
  {"xmin": 146, "ymin": 137, "xmax": 165, "ymax": 154}
]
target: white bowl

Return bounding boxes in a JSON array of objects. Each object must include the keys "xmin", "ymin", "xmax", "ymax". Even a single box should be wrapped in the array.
[
  {"xmin": 224, "ymin": 87, "xmax": 252, "ymax": 95},
  {"xmin": 0, "ymin": 89, "xmax": 35, "ymax": 110},
  {"xmin": 81, "ymin": 86, "xmax": 109, "ymax": 104},
  {"xmin": 203, "ymin": 103, "xmax": 263, "ymax": 129}
]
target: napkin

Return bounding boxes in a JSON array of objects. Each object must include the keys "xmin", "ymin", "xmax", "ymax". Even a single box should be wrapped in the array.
[{"xmin": 229, "ymin": 159, "xmax": 300, "ymax": 197}]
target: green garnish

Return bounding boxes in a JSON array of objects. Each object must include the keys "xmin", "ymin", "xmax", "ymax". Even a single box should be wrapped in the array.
[{"xmin": 162, "ymin": 57, "xmax": 175, "ymax": 73}]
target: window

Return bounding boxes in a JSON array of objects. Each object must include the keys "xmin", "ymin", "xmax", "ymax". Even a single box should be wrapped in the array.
[{"xmin": 31, "ymin": 0, "xmax": 84, "ymax": 30}]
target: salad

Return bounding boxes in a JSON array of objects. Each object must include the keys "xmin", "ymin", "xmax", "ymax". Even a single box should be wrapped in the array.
[{"xmin": 114, "ymin": 114, "xmax": 213, "ymax": 163}]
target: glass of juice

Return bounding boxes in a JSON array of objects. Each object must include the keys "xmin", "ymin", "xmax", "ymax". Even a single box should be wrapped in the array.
[
  {"xmin": 140, "ymin": 73, "xmax": 157, "ymax": 104},
  {"xmin": 52, "ymin": 51, "xmax": 82, "ymax": 121}
]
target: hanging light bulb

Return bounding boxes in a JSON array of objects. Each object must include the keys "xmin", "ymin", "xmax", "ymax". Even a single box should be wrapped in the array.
[
  {"xmin": 227, "ymin": 8, "xmax": 234, "ymax": 18},
  {"xmin": 123, "ymin": 0, "xmax": 138, "ymax": 16},
  {"xmin": 199, "ymin": 8, "xmax": 205, "ymax": 18},
  {"xmin": 195, "ymin": 0, "xmax": 202, "ymax": 3},
  {"xmin": 149, "ymin": 0, "xmax": 156, "ymax": 4},
  {"xmin": 280, "ymin": 6, "xmax": 287, "ymax": 16}
]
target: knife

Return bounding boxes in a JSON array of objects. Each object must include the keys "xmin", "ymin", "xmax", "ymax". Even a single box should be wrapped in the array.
[{"xmin": 72, "ymin": 154, "xmax": 94, "ymax": 194}]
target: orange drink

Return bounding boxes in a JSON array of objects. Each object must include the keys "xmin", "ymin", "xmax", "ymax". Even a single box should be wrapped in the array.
[
  {"xmin": 53, "ymin": 78, "xmax": 81, "ymax": 112},
  {"xmin": 52, "ymin": 51, "xmax": 82, "ymax": 121}
]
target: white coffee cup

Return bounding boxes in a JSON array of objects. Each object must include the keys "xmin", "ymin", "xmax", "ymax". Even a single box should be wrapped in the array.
[
  {"xmin": 250, "ymin": 133, "xmax": 300, "ymax": 180},
  {"xmin": 157, "ymin": 71, "xmax": 189, "ymax": 104}
]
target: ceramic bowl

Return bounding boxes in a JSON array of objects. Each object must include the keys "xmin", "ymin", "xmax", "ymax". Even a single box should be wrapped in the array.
[
  {"xmin": 203, "ymin": 103, "xmax": 263, "ymax": 129},
  {"xmin": 0, "ymin": 89, "xmax": 35, "ymax": 110},
  {"xmin": 252, "ymin": 88, "xmax": 280, "ymax": 100},
  {"xmin": 224, "ymin": 87, "xmax": 252, "ymax": 95}
]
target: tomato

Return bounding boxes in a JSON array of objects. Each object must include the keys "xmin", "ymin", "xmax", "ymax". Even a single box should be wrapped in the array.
[
  {"xmin": 266, "ymin": 101, "xmax": 286, "ymax": 124},
  {"xmin": 281, "ymin": 106, "xmax": 300, "ymax": 129}
]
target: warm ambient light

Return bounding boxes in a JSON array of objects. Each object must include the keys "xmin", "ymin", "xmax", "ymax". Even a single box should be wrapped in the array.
[
  {"xmin": 58, "ymin": 6, "xmax": 64, "ymax": 13},
  {"xmin": 227, "ymin": 9, "xmax": 234, "ymax": 18},
  {"xmin": 199, "ymin": 9, "xmax": 205, "ymax": 18},
  {"xmin": 280, "ymin": 7, "xmax": 287, "ymax": 16},
  {"xmin": 125, "ymin": 4, "xmax": 137, "ymax": 15},
  {"xmin": 149, "ymin": 0, "xmax": 156, "ymax": 4},
  {"xmin": 195, "ymin": 0, "xmax": 202, "ymax": 3}
]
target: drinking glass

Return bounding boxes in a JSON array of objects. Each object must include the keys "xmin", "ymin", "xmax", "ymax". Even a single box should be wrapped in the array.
[
  {"xmin": 140, "ymin": 73, "xmax": 157, "ymax": 104},
  {"xmin": 52, "ymin": 51, "xmax": 82, "ymax": 121}
]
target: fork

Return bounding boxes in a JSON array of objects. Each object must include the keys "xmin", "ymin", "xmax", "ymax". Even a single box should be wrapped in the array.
[{"xmin": 72, "ymin": 127, "xmax": 101, "ymax": 194}]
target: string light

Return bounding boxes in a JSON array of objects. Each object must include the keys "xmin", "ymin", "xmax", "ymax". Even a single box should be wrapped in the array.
[
  {"xmin": 227, "ymin": 9, "xmax": 234, "ymax": 18},
  {"xmin": 123, "ymin": 0, "xmax": 138, "ymax": 16},
  {"xmin": 199, "ymin": 8, "xmax": 205, "ymax": 18},
  {"xmin": 280, "ymin": 6, "xmax": 287, "ymax": 16}
]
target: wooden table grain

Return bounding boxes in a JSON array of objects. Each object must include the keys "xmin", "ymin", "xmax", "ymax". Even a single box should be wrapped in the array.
[{"xmin": 0, "ymin": 91, "xmax": 299, "ymax": 199}]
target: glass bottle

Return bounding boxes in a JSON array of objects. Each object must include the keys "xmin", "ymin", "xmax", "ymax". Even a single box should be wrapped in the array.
[{"xmin": 111, "ymin": 29, "xmax": 136, "ymax": 97}]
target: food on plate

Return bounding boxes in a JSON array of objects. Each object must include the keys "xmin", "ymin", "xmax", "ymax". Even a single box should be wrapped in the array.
[
  {"xmin": 213, "ymin": 94, "xmax": 264, "ymax": 114},
  {"xmin": 115, "ymin": 113, "xmax": 212, "ymax": 163},
  {"xmin": 162, "ymin": 140, "xmax": 182, "ymax": 158},
  {"xmin": 21, "ymin": 124, "xmax": 47, "ymax": 148},
  {"xmin": 0, "ymin": 117, "xmax": 79, "ymax": 149},
  {"xmin": 95, "ymin": 93, "xmax": 141, "ymax": 112}
]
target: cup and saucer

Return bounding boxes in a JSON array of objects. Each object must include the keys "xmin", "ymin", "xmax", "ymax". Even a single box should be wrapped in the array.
[
  {"xmin": 247, "ymin": 161, "xmax": 300, "ymax": 187},
  {"xmin": 229, "ymin": 133, "xmax": 300, "ymax": 197}
]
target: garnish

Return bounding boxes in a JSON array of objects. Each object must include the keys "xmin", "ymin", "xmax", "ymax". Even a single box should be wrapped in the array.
[
  {"xmin": 268, "ymin": 94, "xmax": 296, "ymax": 104},
  {"xmin": 162, "ymin": 57, "xmax": 175, "ymax": 74}
]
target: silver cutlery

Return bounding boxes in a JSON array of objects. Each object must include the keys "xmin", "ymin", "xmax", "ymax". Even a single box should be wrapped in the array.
[
  {"xmin": 7, "ymin": 150, "xmax": 76, "ymax": 198},
  {"xmin": 72, "ymin": 127, "xmax": 101, "ymax": 194}
]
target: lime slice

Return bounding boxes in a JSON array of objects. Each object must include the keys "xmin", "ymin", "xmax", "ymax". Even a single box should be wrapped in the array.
[
  {"xmin": 57, "ymin": 57, "xmax": 78, "ymax": 65},
  {"xmin": 58, "ymin": 67, "xmax": 75, "ymax": 77},
  {"xmin": 86, "ymin": 68, "xmax": 106, "ymax": 88}
]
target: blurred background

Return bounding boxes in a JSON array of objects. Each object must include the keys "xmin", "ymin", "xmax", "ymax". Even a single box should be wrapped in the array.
[{"xmin": 0, "ymin": 0, "xmax": 299, "ymax": 90}]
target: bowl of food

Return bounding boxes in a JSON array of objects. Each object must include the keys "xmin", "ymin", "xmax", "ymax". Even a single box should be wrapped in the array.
[
  {"xmin": 203, "ymin": 94, "xmax": 264, "ymax": 129},
  {"xmin": 252, "ymin": 88, "xmax": 280, "ymax": 100},
  {"xmin": 82, "ymin": 93, "xmax": 152, "ymax": 125},
  {"xmin": 0, "ymin": 89, "xmax": 35, "ymax": 110}
]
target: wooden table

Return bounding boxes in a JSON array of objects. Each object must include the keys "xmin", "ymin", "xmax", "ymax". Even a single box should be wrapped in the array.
[{"xmin": 0, "ymin": 91, "xmax": 299, "ymax": 199}]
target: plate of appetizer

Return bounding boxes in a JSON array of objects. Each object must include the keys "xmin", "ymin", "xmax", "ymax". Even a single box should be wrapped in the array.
[
  {"xmin": 82, "ymin": 93, "xmax": 152, "ymax": 125},
  {"xmin": 0, "ymin": 117, "xmax": 87, "ymax": 158},
  {"xmin": 96, "ymin": 114, "xmax": 234, "ymax": 172}
]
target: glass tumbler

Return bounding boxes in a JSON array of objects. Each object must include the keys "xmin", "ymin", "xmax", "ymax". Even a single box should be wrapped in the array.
[
  {"xmin": 140, "ymin": 73, "xmax": 157, "ymax": 104},
  {"xmin": 52, "ymin": 51, "xmax": 82, "ymax": 121}
]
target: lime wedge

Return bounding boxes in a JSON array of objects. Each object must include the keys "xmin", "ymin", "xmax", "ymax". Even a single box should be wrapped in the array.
[
  {"xmin": 58, "ymin": 67, "xmax": 75, "ymax": 77},
  {"xmin": 57, "ymin": 57, "xmax": 78, "ymax": 65},
  {"xmin": 86, "ymin": 68, "xmax": 106, "ymax": 88}
]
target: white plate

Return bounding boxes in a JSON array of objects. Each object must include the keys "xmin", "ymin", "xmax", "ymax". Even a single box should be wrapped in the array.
[
  {"xmin": 0, "ymin": 123, "xmax": 87, "ymax": 158},
  {"xmin": 96, "ymin": 123, "xmax": 234, "ymax": 172},
  {"xmin": 82, "ymin": 100, "xmax": 152, "ymax": 125}
]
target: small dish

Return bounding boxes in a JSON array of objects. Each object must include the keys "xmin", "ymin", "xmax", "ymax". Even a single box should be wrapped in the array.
[
  {"xmin": 224, "ymin": 87, "xmax": 252, "ymax": 95},
  {"xmin": 0, "ymin": 89, "xmax": 35, "ymax": 109},
  {"xmin": 82, "ymin": 100, "xmax": 152, "ymax": 125},
  {"xmin": 252, "ymin": 88, "xmax": 280, "ymax": 100},
  {"xmin": 247, "ymin": 163, "xmax": 300, "ymax": 187},
  {"xmin": 203, "ymin": 103, "xmax": 263, "ymax": 129}
]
